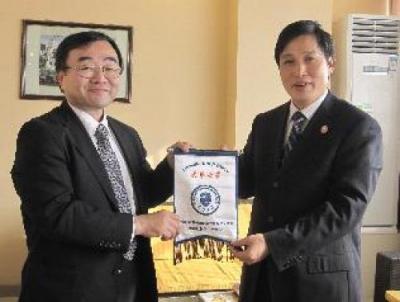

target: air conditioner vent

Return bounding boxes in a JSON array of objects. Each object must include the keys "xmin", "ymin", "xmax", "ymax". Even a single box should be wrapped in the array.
[{"xmin": 352, "ymin": 18, "xmax": 400, "ymax": 54}]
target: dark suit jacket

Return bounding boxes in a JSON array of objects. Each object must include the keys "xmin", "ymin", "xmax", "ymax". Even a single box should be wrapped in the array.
[
  {"xmin": 238, "ymin": 93, "xmax": 383, "ymax": 302},
  {"xmin": 11, "ymin": 102, "xmax": 173, "ymax": 302}
]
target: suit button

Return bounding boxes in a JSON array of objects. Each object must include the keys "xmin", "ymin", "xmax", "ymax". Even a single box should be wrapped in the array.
[
  {"xmin": 267, "ymin": 216, "xmax": 274, "ymax": 223},
  {"xmin": 272, "ymin": 182, "xmax": 279, "ymax": 188},
  {"xmin": 114, "ymin": 268, "xmax": 123, "ymax": 275}
]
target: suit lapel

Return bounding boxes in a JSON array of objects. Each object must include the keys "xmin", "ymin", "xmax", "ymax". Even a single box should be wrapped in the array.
[
  {"xmin": 270, "ymin": 103, "xmax": 290, "ymax": 172},
  {"xmin": 58, "ymin": 102, "xmax": 119, "ymax": 210}
]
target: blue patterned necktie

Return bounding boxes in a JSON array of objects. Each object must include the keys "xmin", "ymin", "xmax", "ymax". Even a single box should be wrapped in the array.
[
  {"xmin": 283, "ymin": 111, "xmax": 307, "ymax": 161},
  {"xmin": 95, "ymin": 123, "xmax": 136, "ymax": 260}
]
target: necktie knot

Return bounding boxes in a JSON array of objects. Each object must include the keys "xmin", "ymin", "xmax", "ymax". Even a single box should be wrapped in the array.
[
  {"xmin": 291, "ymin": 111, "xmax": 306, "ymax": 123},
  {"xmin": 94, "ymin": 124, "xmax": 110, "ymax": 142},
  {"xmin": 291, "ymin": 111, "xmax": 306, "ymax": 134}
]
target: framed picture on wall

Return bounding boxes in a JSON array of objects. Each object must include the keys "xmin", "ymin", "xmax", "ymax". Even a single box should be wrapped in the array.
[{"xmin": 20, "ymin": 19, "xmax": 133, "ymax": 102}]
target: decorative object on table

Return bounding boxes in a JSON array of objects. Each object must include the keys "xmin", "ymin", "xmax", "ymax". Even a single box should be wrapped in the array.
[
  {"xmin": 198, "ymin": 291, "xmax": 238, "ymax": 302},
  {"xmin": 20, "ymin": 19, "xmax": 133, "ymax": 102},
  {"xmin": 374, "ymin": 251, "xmax": 400, "ymax": 302},
  {"xmin": 173, "ymin": 150, "xmax": 238, "ymax": 264},
  {"xmin": 386, "ymin": 290, "xmax": 400, "ymax": 302}
]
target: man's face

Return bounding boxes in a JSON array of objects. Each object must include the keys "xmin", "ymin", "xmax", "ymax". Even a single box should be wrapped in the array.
[
  {"xmin": 57, "ymin": 40, "xmax": 121, "ymax": 120},
  {"xmin": 278, "ymin": 34, "xmax": 334, "ymax": 109}
]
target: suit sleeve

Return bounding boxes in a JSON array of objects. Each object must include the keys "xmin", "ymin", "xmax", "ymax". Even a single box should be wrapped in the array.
[
  {"xmin": 128, "ymin": 128, "xmax": 174, "ymax": 209},
  {"xmin": 11, "ymin": 120, "xmax": 133, "ymax": 252},
  {"xmin": 238, "ymin": 115, "xmax": 258, "ymax": 199},
  {"xmin": 267, "ymin": 115, "xmax": 383, "ymax": 271}
]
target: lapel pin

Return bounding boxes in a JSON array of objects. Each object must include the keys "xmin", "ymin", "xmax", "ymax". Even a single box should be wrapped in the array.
[{"xmin": 320, "ymin": 125, "xmax": 329, "ymax": 134}]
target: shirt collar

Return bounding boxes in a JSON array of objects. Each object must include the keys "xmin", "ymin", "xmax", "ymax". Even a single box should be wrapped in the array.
[
  {"xmin": 289, "ymin": 90, "xmax": 328, "ymax": 121},
  {"xmin": 67, "ymin": 102, "xmax": 109, "ymax": 137}
]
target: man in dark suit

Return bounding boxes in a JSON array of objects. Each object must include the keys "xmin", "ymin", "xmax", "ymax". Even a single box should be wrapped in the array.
[
  {"xmin": 12, "ymin": 31, "xmax": 189, "ymax": 302},
  {"xmin": 231, "ymin": 20, "xmax": 383, "ymax": 302}
]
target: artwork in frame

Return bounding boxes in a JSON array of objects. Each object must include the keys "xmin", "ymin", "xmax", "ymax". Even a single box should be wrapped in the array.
[{"xmin": 20, "ymin": 19, "xmax": 133, "ymax": 102}]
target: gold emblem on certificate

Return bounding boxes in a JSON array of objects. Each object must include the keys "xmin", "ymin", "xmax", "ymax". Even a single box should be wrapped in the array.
[{"xmin": 173, "ymin": 150, "xmax": 238, "ymax": 264}]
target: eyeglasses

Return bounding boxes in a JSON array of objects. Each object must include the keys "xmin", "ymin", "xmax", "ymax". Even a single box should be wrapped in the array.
[{"xmin": 65, "ymin": 64, "xmax": 122, "ymax": 79}]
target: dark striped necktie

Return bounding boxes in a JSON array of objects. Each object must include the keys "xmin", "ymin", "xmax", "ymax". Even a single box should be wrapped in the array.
[{"xmin": 283, "ymin": 111, "xmax": 307, "ymax": 162}]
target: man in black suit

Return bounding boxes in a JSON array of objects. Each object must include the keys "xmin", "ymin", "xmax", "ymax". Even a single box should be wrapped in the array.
[
  {"xmin": 12, "ymin": 31, "xmax": 189, "ymax": 302},
  {"xmin": 231, "ymin": 20, "xmax": 383, "ymax": 302}
]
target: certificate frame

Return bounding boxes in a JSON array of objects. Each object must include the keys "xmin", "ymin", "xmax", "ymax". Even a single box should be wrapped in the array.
[{"xmin": 20, "ymin": 19, "xmax": 133, "ymax": 102}]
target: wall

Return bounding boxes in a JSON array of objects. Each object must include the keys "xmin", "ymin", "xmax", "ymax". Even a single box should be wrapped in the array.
[
  {"xmin": 236, "ymin": 0, "xmax": 333, "ymax": 148},
  {"xmin": 0, "ymin": 0, "xmax": 236, "ymax": 287},
  {"xmin": 392, "ymin": 0, "xmax": 400, "ymax": 15},
  {"xmin": 333, "ymin": 0, "xmax": 389, "ymax": 24}
]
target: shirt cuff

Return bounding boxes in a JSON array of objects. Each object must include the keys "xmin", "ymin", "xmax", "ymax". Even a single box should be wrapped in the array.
[{"xmin": 130, "ymin": 215, "xmax": 136, "ymax": 242}]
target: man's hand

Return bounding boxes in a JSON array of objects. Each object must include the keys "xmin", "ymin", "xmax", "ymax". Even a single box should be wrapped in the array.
[
  {"xmin": 135, "ymin": 210, "xmax": 181, "ymax": 240},
  {"xmin": 230, "ymin": 233, "xmax": 269, "ymax": 265},
  {"xmin": 166, "ymin": 141, "xmax": 192, "ymax": 168}
]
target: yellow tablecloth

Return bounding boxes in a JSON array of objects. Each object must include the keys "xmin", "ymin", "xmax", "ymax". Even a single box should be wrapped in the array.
[
  {"xmin": 386, "ymin": 290, "xmax": 400, "ymax": 302},
  {"xmin": 151, "ymin": 203, "xmax": 251, "ymax": 293}
]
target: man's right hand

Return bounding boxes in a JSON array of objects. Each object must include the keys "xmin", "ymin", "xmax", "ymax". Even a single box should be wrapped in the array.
[{"xmin": 135, "ymin": 210, "xmax": 180, "ymax": 240}]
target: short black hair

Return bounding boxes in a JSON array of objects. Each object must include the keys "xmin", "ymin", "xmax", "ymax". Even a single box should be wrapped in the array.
[
  {"xmin": 274, "ymin": 20, "xmax": 334, "ymax": 66},
  {"xmin": 55, "ymin": 31, "xmax": 123, "ymax": 72}
]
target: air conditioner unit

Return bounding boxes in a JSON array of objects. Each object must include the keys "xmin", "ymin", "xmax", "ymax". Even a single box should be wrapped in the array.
[{"xmin": 332, "ymin": 14, "xmax": 400, "ymax": 227}]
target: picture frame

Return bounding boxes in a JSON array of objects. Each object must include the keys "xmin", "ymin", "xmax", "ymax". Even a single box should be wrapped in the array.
[{"xmin": 20, "ymin": 19, "xmax": 133, "ymax": 102}]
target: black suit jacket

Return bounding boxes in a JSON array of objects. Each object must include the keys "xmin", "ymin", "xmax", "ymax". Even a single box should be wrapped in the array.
[
  {"xmin": 238, "ymin": 93, "xmax": 383, "ymax": 302},
  {"xmin": 11, "ymin": 102, "xmax": 173, "ymax": 302}
]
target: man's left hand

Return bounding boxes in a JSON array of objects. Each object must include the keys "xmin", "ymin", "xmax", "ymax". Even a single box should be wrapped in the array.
[
  {"xmin": 230, "ymin": 233, "xmax": 269, "ymax": 265},
  {"xmin": 166, "ymin": 141, "xmax": 192, "ymax": 168}
]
